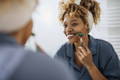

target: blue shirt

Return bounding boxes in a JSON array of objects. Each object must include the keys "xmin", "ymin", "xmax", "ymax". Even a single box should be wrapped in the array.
[
  {"xmin": 55, "ymin": 36, "xmax": 120, "ymax": 80},
  {"xmin": 0, "ymin": 33, "xmax": 75, "ymax": 80}
]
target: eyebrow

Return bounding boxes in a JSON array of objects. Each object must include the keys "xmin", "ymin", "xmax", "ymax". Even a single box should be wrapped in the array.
[
  {"xmin": 63, "ymin": 19, "xmax": 78, "ymax": 24},
  {"xmin": 70, "ymin": 19, "xmax": 78, "ymax": 22}
]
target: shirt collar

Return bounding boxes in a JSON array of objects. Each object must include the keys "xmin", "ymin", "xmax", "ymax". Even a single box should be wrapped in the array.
[
  {"xmin": 66, "ymin": 35, "xmax": 97, "ymax": 58},
  {"xmin": 88, "ymin": 35, "xmax": 97, "ymax": 55},
  {"xmin": 0, "ymin": 33, "xmax": 17, "ymax": 45}
]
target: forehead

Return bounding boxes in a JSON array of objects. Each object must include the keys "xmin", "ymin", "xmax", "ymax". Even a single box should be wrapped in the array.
[{"xmin": 63, "ymin": 16, "xmax": 82, "ymax": 23}]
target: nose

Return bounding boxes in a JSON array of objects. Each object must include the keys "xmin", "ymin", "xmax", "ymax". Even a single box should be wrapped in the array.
[
  {"xmin": 65, "ymin": 27, "xmax": 73, "ymax": 35},
  {"xmin": 68, "ymin": 28, "xmax": 73, "ymax": 33}
]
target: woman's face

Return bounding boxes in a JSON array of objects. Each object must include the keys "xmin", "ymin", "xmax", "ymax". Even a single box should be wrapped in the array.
[{"xmin": 63, "ymin": 16, "xmax": 88, "ymax": 44}]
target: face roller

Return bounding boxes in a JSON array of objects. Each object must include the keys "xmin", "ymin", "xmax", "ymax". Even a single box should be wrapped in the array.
[
  {"xmin": 76, "ymin": 32, "xmax": 85, "ymax": 37},
  {"xmin": 75, "ymin": 32, "xmax": 85, "ymax": 46}
]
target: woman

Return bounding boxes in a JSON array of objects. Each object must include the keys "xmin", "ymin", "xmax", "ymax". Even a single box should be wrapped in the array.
[{"xmin": 55, "ymin": 0, "xmax": 120, "ymax": 80}]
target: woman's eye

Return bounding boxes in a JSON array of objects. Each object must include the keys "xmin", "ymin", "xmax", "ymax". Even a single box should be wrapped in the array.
[{"xmin": 71, "ymin": 23, "xmax": 78, "ymax": 27}]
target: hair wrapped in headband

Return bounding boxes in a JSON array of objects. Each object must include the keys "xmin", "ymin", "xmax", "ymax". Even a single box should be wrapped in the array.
[
  {"xmin": 59, "ymin": 0, "xmax": 95, "ymax": 32},
  {"xmin": 0, "ymin": 0, "xmax": 37, "ymax": 33},
  {"xmin": 80, "ymin": 0, "xmax": 101, "ymax": 24}
]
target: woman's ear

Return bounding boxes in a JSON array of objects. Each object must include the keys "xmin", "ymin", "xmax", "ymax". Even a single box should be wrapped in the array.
[
  {"xmin": 20, "ymin": 19, "xmax": 33, "ymax": 45},
  {"xmin": 10, "ymin": 20, "xmax": 33, "ymax": 45}
]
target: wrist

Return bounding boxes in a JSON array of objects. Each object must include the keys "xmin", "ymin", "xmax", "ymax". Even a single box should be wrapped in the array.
[{"xmin": 86, "ymin": 63, "xmax": 95, "ymax": 70}]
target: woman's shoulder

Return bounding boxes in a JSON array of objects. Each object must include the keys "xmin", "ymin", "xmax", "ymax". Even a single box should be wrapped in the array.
[
  {"xmin": 89, "ymin": 35, "xmax": 113, "ymax": 47},
  {"xmin": 94, "ymin": 38, "xmax": 117, "ymax": 57},
  {"xmin": 95, "ymin": 38, "xmax": 113, "ymax": 48},
  {"xmin": 90, "ymin": 36, "xmax": 116, "ymax": 55},
  {"xmin": 89, "ymin": 36, "xmax": 113, "ymax": 50}
]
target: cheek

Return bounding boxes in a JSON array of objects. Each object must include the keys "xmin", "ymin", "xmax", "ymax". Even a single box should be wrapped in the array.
[
  {"xmin": 69, "ymin": 36, "xmax": 79, "ymax": 43},
  {"xmin": 74, "ymin": 24, "xmax": 85, "ymax": 31},
  {"xmin": 77, "ymin": 25, "xmax": 88, "ymax": 34},
  {"xmin": 74, "ymin": 27, "xmax": 83, "ymax": 33},
  {"xmin": 83, "ymin": 26, "xmax": 89, "ymax": 33},
  {"xmin": 63, "ymin": 29, "xmax": 67, "ymax": 36},
  {"xmin": 73, "ymin": 36, "xmax": 80, "ymax": 41}
]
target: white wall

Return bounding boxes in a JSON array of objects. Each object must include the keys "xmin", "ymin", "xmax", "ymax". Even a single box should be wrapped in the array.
[
  {"xmin": 26, "ymin": 0, "xmax": 67, "ymax": 57},
  {"xmin": 106, "ymin": 0, "xmax": 120, "ymax": 57}
]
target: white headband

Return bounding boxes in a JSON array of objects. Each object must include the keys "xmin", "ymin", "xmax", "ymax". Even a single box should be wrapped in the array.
[
  {"xmin": 75, "ymin": 0, "xmax": 94, "ymax": 32},
  {"xmin": 0, "ymin": 0, "xmax": 37, "ymax": 33},
  {"xmin": 75, "ymin": 0, "xmax": 81, "ymax": 5},
  {"xmin": 87, "ymin": 11, "xmax": 94, "ymax": 32}
]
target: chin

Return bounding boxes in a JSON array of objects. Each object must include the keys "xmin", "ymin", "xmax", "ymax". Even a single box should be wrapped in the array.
[
  {"xmin": 68, "ymin": 39, "xmax": 76, "ymax": 44},
  {"xmin": 68, "ymin": 36, "xmax": 80, "ymax": 43}
]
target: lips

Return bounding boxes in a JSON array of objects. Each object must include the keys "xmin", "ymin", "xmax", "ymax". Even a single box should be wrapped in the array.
[{"xmin": 66, "ymin": 34, "xmax": 74, "ymax": 39}]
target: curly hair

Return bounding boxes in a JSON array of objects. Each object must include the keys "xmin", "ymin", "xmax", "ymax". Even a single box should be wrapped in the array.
[
  {"xmin": 59, "ymin": 0, "xmax": 88, "ymax": 25},
  {"xmin": 59, "ymin": 0, "xmax": 101, "ymax": 25},
  {"xmin": 80, "ymin": 0, "xmax": 101, "ymax": 24}
]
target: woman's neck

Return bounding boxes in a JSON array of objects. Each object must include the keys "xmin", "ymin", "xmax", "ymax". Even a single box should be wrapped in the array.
[{"xmin": 74, "ymin": 35, "xmax": 89, "ymax": 50}]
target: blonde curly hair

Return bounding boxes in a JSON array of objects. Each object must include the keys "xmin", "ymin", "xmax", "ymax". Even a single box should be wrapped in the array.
[
  {"xmin": 59, "ymin": 0, "xmax": 88, "ymax": 25},
  {"xmin": 59, "ymin": 0, "xmax": 101, "ymax": 25},
  {"xmin": 80, "ymin": 0, "xmax": 101, "ymax": 24}
]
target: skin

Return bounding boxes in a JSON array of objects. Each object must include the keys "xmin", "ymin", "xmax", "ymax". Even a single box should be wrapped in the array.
[
  {"xmin": 10, "ymin": 19, "xmax": 33, "ymax": 45},
  {"xmin": 11, "ymin": 19, "xmax": 45, "ymax": 53},
  {"xmin": 63, "ymin": 16, "xmax": 89, "ymax": 48},
  {"xmin": 63, "ymin": 16, "xmax": 108, "ymax": 80},
  {"xmin": 1, "ymin": 0, "xmax": 38, "ymax": 45},
  {"xmin": 3, "ymin": 0, "xmax": 44, "ymax": 52}
]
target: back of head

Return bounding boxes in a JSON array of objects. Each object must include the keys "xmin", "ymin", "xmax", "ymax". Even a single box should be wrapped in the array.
[{"xmin": 0, "ymin": 0, "xmax": 37, "ymax": 33}]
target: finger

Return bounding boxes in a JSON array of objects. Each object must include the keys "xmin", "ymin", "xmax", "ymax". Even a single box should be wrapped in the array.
[
  {"xmin": 76, "ymin": 52, "xmax": 84, "ymax": 61},
  {"xmin": 78, "ymin": 47, "xmax": 87, "ymax": 56},
  {"xmin": 77, "ymin": 47, "xmax": 84, "ymax": 56},
  {"xmin": 77, "ymin": 52, "xmax": 82, "ymax": 60},
  {"xmin": 85, "ymin": 46, "xmax": 91, "ymax": 54},
  {"xmin": 76, "ymin": 53, "xmax": 82, "ymax": 61},
  {"xmin": 82, "ymin": 46, "xmax": 90, "ymax": 54},
  {"xmin": 79, "ymin": 39, "xmax": 87, "ymax": 50},
  {"xmin": 79, "ymin": 38, "xmax": 83, "ymax": 46},
  {"xmin": 76, "ymin": 50, "xmax": 84, "ymax": 58}
]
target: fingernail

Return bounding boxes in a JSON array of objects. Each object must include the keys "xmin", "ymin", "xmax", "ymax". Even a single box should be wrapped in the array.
[{"xmin": 78, "ymin": 46, "xmax": 82, "ymax": 49}]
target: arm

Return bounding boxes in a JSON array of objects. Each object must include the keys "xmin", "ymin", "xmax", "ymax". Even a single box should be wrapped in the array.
[
  {"xmin": 86, "ymin": 62, "xmax": 108, "ymax": 80},
  {"xmin": 76, "ymin": 40, "xmax": 120, "ymax": 80},
  {"xmin": 76, "ymin": 46, "xmax": 108, "ymax": 80}
]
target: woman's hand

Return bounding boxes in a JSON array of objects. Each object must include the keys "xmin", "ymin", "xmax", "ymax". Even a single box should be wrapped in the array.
[
  {"xmin": 75, "ymin": 46, "xmax": 94, "ymax": 68},
  {"xmin": 75, "ymin": 37, "xmax": 108, "ymax": 80}
]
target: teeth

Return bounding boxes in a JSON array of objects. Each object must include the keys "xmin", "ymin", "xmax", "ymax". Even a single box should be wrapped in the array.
[{"xmin": 67, "ymin": 34, "xmax": 74, "ymax": 38}]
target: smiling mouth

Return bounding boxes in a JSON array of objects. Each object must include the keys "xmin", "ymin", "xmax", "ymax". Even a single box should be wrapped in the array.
[
  {"xmin": 67, "ymin": 34, "xmax": 74, "ymax": 39},
  {"xmin": 66, "ymin": 32, "xmax": 85, "ymax": 39}
]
